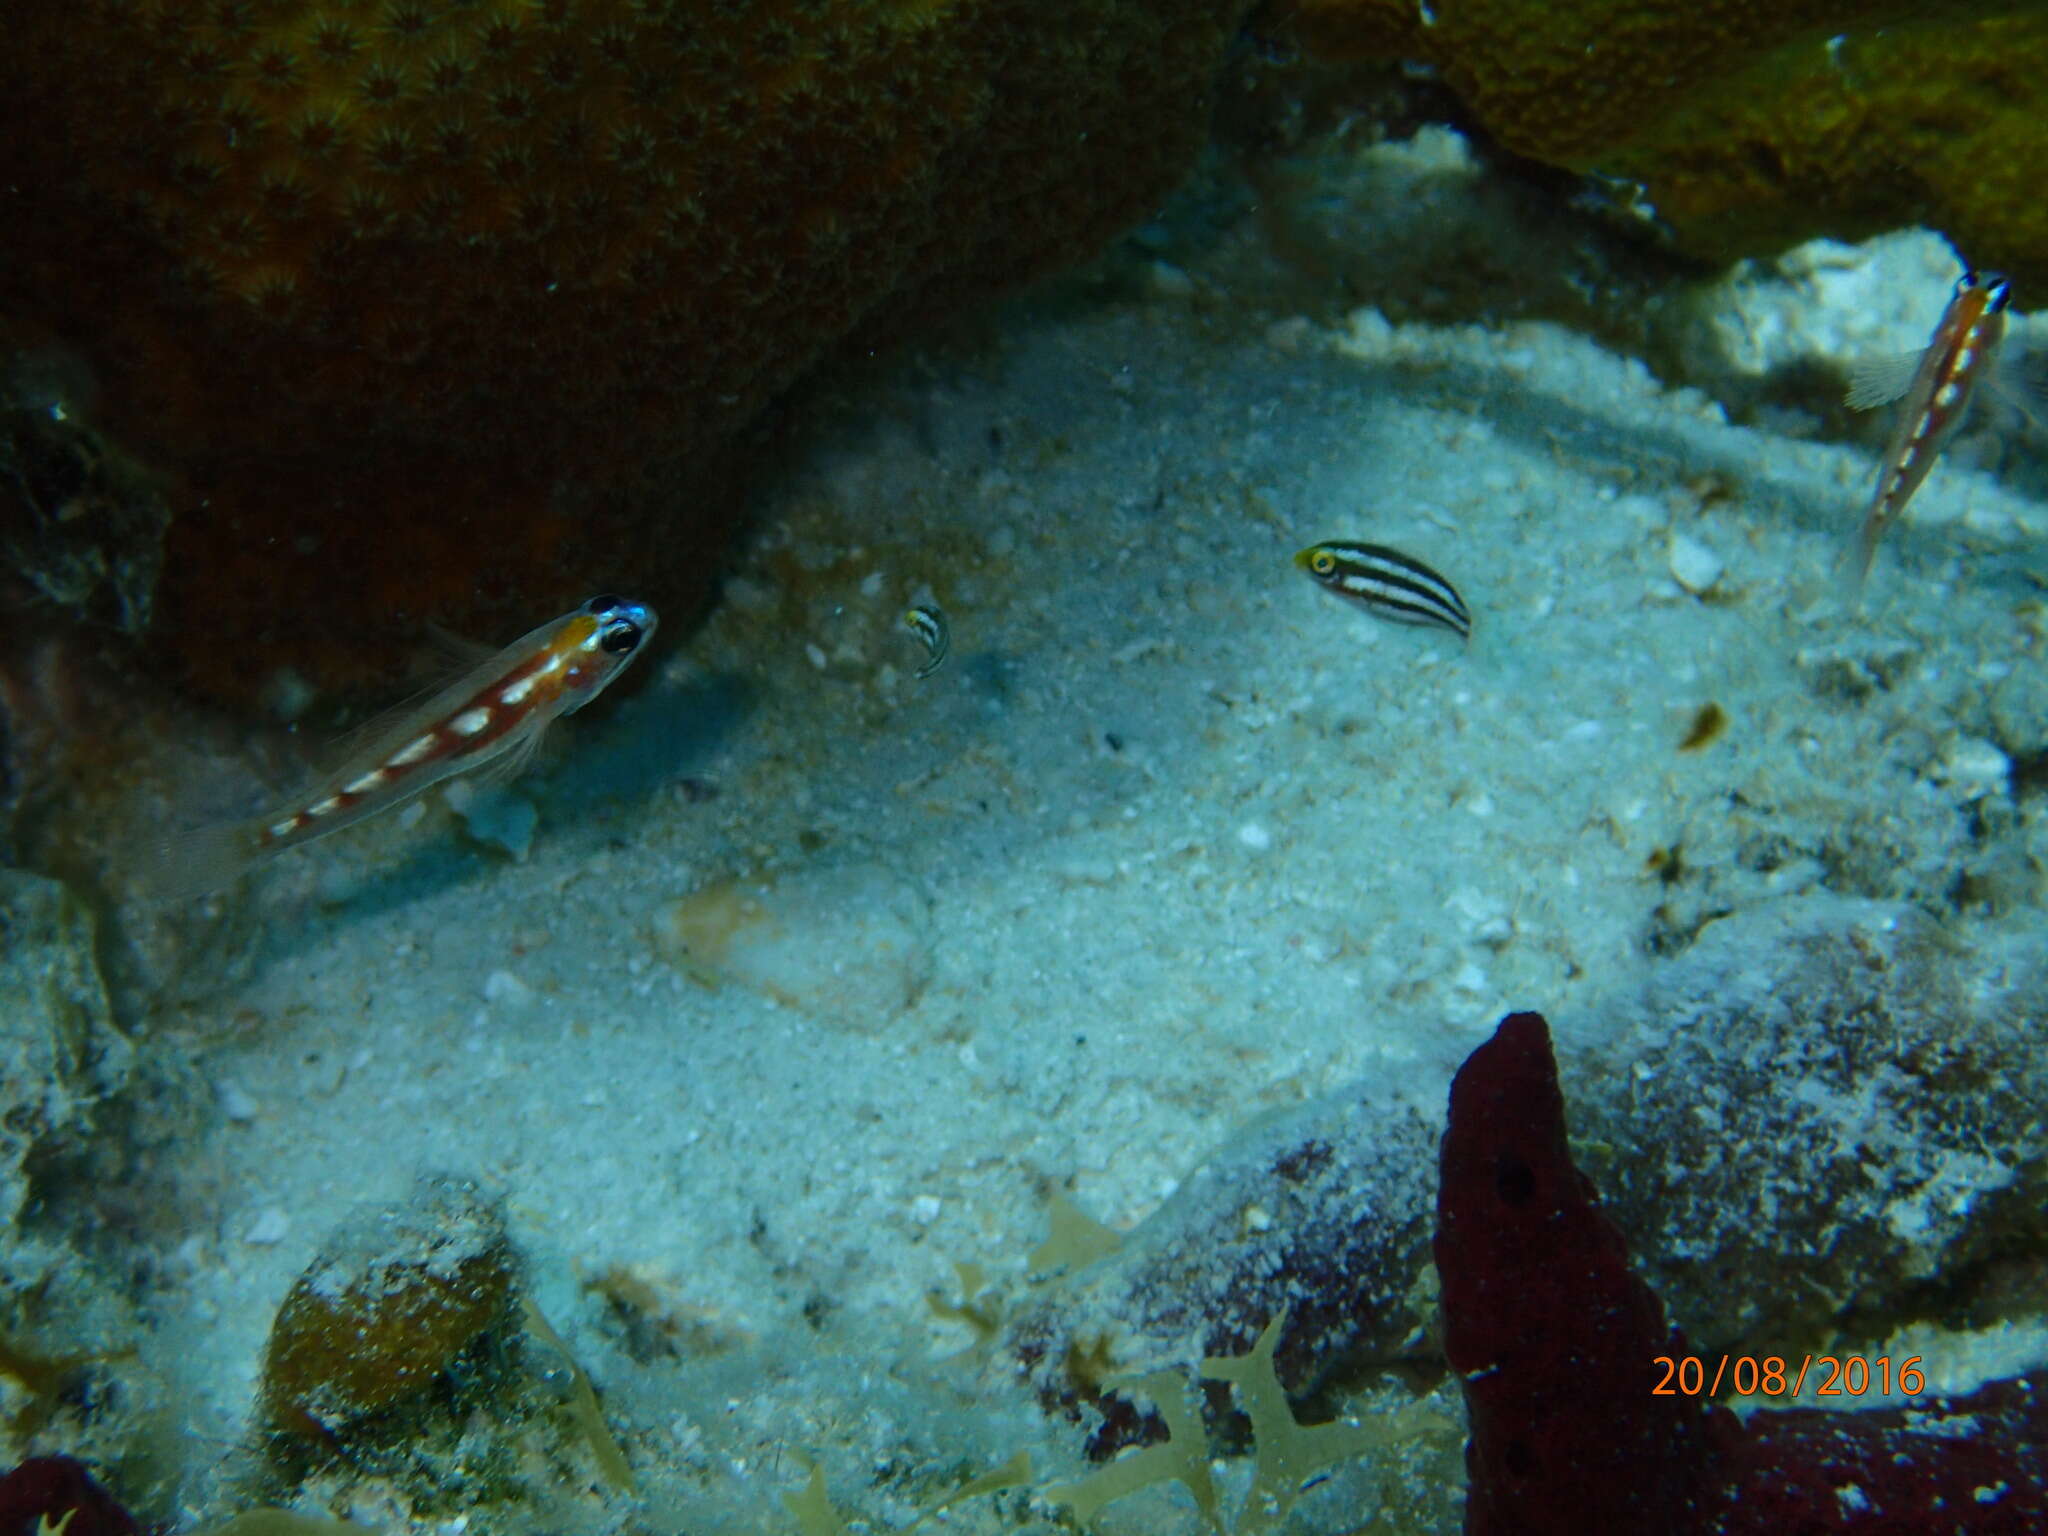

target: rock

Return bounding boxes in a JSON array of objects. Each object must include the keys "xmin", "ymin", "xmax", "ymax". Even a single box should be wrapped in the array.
[
  {"xmin": 259, "ymin": 1175, "xmax": 521, "ymax": 1440},
  {"xmin": 1586, "ymin": 897, "xmax": 2048, "ymax": 1349},
  {"xmin": 652, "ymin": 860, "xmax": 934, "ymax": 1033},
  {"xmin": 0, "ymin": 868, "xmax": 133, "ymax": 1224},
  {"xmin": 998, "ymin": 1075, "xmax": 1438, "ymax": 1450},
  {"xmin": 1667, "ymin": 531, "xmax": 1724, "ymax": 596}
]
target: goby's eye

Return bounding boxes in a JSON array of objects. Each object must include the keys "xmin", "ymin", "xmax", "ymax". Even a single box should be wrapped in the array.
[
  {"xmin": 584, "ymin": 593, "xmax": 624, "ymax": 616},
  {"xmin": 599, "ymin": 620, "xmax": 642, "ymax": 656},
  {"xmin": 1312, "ymin": 551, "xmax": 1336, "ymax": 575}
]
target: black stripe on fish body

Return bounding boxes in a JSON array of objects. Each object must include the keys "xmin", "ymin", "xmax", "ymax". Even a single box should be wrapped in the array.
[
  {"xmin": 1297, "ymin": 540, "xmax": 1471, "ymax": 638},
  {"xmin": 902, "ymin": 604, "xmax": 950, "ymax": 677}
]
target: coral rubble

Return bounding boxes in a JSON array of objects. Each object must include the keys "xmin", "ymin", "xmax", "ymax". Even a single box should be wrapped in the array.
[{"xmin": 0, "ymin": 869, "xmax": 133, "ymax": 1225}]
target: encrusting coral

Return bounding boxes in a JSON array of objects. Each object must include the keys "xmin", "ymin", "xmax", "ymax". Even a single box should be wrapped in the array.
[
  {"xmin": 0, "ymin": 0, "xmax": 1252, "ymax": 706},
  {"xmin": 259, "ymin": 1174, "xmax": 519, "ymax": 1442},
  {"xmin": 1272, "ymin": 0, "xmax": 2048, "ymax": 293}
]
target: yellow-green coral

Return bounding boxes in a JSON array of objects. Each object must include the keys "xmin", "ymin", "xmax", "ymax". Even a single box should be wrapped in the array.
[
  {"xmin": 1044, "ymin": 1311, "xmax": 1452, "ymax": 1533},
  {"xmin": 1274, "ymin": 0, "xmax": 2048, "ymax": 290},
  {"xmin": 1608, "ymin": 14, "xmax": 2048, "ymax": 285}
]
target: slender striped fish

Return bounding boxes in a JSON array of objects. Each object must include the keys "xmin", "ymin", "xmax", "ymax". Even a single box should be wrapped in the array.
[
  {"xmin": 902, "ymin": 603, "xmax": 950, "ymax": 678},
  {"xmin": 1294, "ymin": 540, "xmax": 1470, "ymax": 639},
  {"xmin": 140, "ymin": 594, "xmax": 657, "ymax": 899},
  {"xmin": 1842, "ymin": 267, "xmax": 2012, "ymax": 586}
]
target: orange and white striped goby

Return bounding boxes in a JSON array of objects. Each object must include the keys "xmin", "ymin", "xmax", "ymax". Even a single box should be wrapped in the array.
[
  {"xmin": 1843, "ymin": 268, "xmax": 2012, "ymax": 586},
  {"xmin": 142, "ymin": 594, "xmax": 656, "ymax": 899}
]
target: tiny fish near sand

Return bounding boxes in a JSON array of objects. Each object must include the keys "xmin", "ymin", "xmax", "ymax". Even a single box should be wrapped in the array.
[
  {"xmin": 1294, "ymin": 540, "xmax": 1470, "ymax": 639},
  {"xmin": 140, "ymin": 594, "xmax": 657, "ymax": 899},
  {"xmin": 901, "ymin": 603, "xmax": 950, "ymax": 678},
  {"xmin": 1842, "ymin": 268, "xmax": 2012, "ymax": 585}
]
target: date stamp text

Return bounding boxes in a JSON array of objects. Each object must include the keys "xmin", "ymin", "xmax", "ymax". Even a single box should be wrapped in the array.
[{"xmin": 1652, "ymin": 1355, "xmax": 1925, "ymax": 1399}]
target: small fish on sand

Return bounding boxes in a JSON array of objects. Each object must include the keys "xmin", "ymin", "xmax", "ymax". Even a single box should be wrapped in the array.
[
  {"xmin": 1294, "ymin": 540, "xmax": 1470, "ymax": 639},
  {"xmin": 140, "ymin": 594, "xmax": 657, "ymax": 899},
  {"xmin": 901, "ymin": 603, "xmax": 950, "ymax": 678},
  {"xmin": 1842, "ymin": 267, "xmax": 2012, "ymax": 585}
]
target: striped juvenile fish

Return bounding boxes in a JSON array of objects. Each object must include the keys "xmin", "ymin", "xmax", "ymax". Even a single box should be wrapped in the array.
[
  {"xmin": 141, "ymin": 594, "xmax": 656, "ymax": 899},
  {"xmin": 1294, "ymin": 540, "xmax": 1470, "ymax": 639},
  {"xmin": 1842, "ymin": 267, "xmax": 2012, "ymax": 585},
  {"xmin": 902, "ymin": 603, "xmax": 950, "ymax": 678}
]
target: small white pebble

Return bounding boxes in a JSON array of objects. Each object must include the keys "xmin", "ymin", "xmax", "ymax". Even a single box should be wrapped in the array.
[
  {"xmin": 1237, "ymin": 822, "xmax": 1272, "ymax": 851},
  {"xmin": 1148, "ymin": 259, "xmax": 1195, "ymax": 299},
  {"xmin": 482, "ymin": 968, "xmax": 533, "ymax": 1005},
  {"xmin": 1668, "ymin": 531, "xmax": 1725, "ymax": 595},
  {"xmin": 245, "ymin": 1208, "xmax": 291, "ymax": 1246},
  {"xmin": 859, "ymin": 570, "xmax": 885, "ymax": 598},
  {"xmin": 805, "ymin": 642, "xmax": 829, "ymax": 670},
  {"xmin": 1931, "ymin": 736, "xmax": 2010, "ymax": 800},
  {"xmin": 909, "ymin": 1194, "xmax": 942, "ymax": 1225},
  {"xmin": 1473, "ymin": 915, "xmax": 1515, "ymax": 949},
  {"xmin": 216, "ymin": 1080, "xmax": 259, "ymax": 1122}
]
